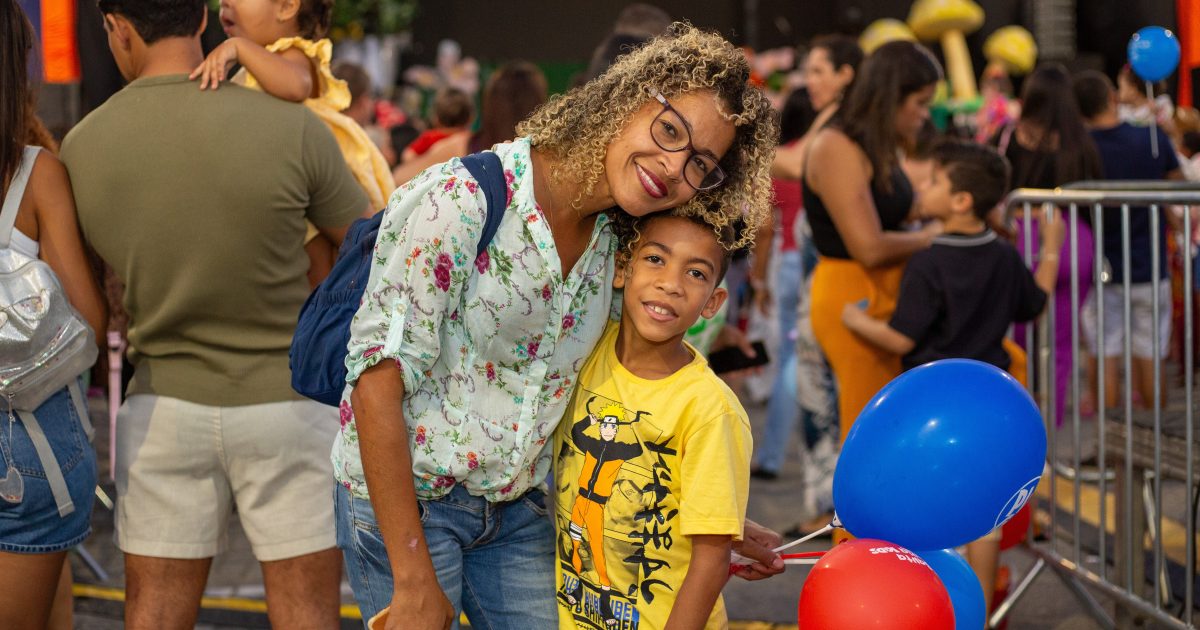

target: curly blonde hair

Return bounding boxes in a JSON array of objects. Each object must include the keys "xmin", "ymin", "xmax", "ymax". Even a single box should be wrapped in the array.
[{"xmin": 517, "ymin": 22, "xmax": 778, "ymax": 250}]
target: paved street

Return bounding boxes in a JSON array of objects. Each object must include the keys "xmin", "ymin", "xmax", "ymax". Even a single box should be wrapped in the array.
[{"xmin": 71, "ymin": 392, "xmax": 1190, "ymax": 628}]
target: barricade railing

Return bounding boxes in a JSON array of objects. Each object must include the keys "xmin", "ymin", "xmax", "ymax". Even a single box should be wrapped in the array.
[{"xmin": 993, "ymin": 184, "xmax": 1200, "ymax": 629}]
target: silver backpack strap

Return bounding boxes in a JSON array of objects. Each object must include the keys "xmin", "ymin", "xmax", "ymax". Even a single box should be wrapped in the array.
[
  {"xmin": 0, "ymin": 147, "xmax": 41, "ymax": 248},
  {"xmin": 8, "ymin": 380, "xmax": 91, "ymax": 518},
  {"xmin": 14, "ymin": 406, "xmax": 75, "ymax": 518}
]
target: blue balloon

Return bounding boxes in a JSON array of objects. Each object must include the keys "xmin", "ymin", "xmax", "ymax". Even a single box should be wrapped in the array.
[
  {"xmin": 919, "ymin": 549, "xmax": 986, "ymax": 630},
  {"xmin": 1128, "ymin": 26, "xmax": 1181, "ymax": 83},
  {"xmin": 833, "ymin": 359, "xmax": 1046, "ymax": 550}
]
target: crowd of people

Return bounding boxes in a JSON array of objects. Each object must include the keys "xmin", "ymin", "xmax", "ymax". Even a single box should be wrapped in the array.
[{"xmin": 2, "ymin": 0, "xmax": 1197, "ymax": 628}]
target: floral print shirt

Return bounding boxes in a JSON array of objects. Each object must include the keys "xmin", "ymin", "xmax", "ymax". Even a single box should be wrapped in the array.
[{"xmin": 332, "ymin": 137, "xmax": 617, "ymax": 502}]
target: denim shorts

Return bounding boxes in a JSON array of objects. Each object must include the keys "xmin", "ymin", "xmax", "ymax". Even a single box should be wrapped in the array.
[
  {"xmin": 0, "ymin": 383, "xmax": 96, "ymax": 553},
  {"xmin": 335, "ymin": 482, "xmax": 556, "ymax": 629}
]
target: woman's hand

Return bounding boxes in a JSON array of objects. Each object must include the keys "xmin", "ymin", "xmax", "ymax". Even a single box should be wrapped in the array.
[
  {"xmin": 919, "ymin": 218, "xmax": 944, "ymax": 246},
  {"xmin": 190, "ymin": 38, "xmax": 242, "ymax": 90}
]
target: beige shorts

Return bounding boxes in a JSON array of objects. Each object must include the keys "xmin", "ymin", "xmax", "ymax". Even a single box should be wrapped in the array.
[
  {"xmin": 1081, "ymin": 280, "xmax": 1172, "ymax": 359},
  {"xmin": 114, "ymin": 394, "xmax": 338, "ymax": 561}
]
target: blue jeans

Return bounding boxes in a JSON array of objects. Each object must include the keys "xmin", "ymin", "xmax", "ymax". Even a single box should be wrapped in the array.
[
  {"xmin": 335, "ymin": 482, "xmax": 557, "ymax": 629},
  {"xmin": 757, "ymin": 250, "xmax": 803, "ymax": 473},
  {"xmin": 0, "ymin": 381, "xmax": 96, "ymax": 553}
]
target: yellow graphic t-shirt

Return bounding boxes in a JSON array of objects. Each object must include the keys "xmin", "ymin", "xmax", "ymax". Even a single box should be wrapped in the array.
[{"xmin": 554, "ymin": 322, "xmax": 752, "ymax": 630}]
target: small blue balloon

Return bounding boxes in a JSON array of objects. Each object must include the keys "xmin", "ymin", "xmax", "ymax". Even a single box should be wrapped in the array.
[
  {"xmin": 1128, "ymin": 26, "xmax": 1182, "ymax": 83},
  {"xmin": 833, "ymin": 359, "xmax": 1046, "ymax": 550},
  {"xmin": 919, "ymin": 549, "xmax": 986, "ymax": 630}
]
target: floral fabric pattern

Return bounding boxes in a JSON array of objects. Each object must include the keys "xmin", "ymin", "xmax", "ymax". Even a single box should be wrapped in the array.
[{"xmin": 331, "ymin": 138, "xmax": 616, "ymax": 502}]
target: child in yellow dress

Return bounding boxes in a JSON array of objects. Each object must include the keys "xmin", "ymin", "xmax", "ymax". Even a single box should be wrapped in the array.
[{"xmin": 191, "ymin": 0, "xmax": 393, "ymax": 283}]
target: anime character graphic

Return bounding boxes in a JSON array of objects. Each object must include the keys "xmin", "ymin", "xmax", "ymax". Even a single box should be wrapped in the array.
[{"xmin": 562, "ymin": 396, "xmax": 648, "ymax": 625}]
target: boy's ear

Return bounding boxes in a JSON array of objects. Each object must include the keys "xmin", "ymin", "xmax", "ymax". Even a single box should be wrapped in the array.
[
  {"xmin": 277, "ymin": 0, "xmax": 301, "ymax": 22},
  {"xmin": 951, "ymin": 190, "xmax": 975, "ymax": 215},
  {"xmin": 700, "ymin": 286, "xmax": 728, "ymax": 320},
  {"xmin": 196, "ymin": 9, "xmax": 208, "ymax": 37}
]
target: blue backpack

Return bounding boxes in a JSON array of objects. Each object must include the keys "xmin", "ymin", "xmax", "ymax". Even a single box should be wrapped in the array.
[{"xmin": 290, "ymin": 151, "xmax": 508, "ymax": 406}]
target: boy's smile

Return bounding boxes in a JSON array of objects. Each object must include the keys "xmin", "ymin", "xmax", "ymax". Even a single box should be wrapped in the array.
[{"xmin": 614, "ymin": 215, "xmax": 728, "ymax": 352}]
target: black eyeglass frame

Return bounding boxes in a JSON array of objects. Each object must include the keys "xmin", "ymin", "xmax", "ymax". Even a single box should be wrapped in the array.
[{"xmin": 650, "ymin": 91, "xmax": 728, "ymax": 191}]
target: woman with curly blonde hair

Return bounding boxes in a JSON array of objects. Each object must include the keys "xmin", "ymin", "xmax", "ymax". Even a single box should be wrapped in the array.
[{"xmin": 332, "ymin": 23, "xmax": 779, "ymax": 630}]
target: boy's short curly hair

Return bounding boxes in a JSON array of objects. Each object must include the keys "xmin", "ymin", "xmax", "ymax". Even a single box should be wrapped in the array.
[
  {"xmin": 619, "ymin": 208, "xmax": 737, "ymax": 283},
  {"xmin": 518, "ymin": 22, "xmax": 778, "ymax": 251}
]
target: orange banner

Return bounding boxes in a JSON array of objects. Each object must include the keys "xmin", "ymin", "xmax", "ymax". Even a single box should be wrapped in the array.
[
  {"xmin": 1180, "ymin": 0, "xmax": 1198, "ymax": 107},
  {"xmin": 40, "ymin": 0, "xmax": 79, "ymax": 83}
]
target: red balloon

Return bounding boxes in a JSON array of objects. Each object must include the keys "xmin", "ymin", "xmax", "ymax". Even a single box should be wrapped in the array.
[
  {"xmin": 798, "ymin": 539, "xmax": 955, "ymax": 629},
  {"xmin": 999, "ymin": 503, "xmax": 1033, "ymax": 551}
]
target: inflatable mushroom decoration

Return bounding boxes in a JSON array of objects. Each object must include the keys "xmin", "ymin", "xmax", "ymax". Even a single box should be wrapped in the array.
[
  {"xmin": 908, "ymin": 0, "xmax": 985, "ymax": 102},
  {"xmin": 860, "ymin": 18, "xmax": 917, "ymax": 55},
  {"xmin": 983, "ymin": 25, "xmax": 1037, "ymax": 76}
]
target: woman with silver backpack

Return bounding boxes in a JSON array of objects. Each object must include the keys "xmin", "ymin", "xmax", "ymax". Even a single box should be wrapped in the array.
[{"xmin": 0, "ymin": 1, "xmax": 107, "ymax": 627}]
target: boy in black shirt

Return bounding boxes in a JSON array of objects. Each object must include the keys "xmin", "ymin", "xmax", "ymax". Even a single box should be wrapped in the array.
[
  {"xmin": 842, "ymin": 140, "xmax": 1063, "ymax": 371},
  {"xmin": 841, "ymin": 139, "xmax": 1063, "ymax": 613}
]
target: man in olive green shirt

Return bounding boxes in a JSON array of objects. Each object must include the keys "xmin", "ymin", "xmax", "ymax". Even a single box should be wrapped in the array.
[{"xmin": 60, "ymin": 0, "xmax": 368, "ymax": 626}]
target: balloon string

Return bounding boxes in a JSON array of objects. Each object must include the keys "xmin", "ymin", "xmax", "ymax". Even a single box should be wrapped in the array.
[
  {"xmin": 780, "ymin": 551, "xmax": 827, "ymax": 559},
  {"xmin": 773, "ymin": 524, "xmax": 833, "ymax": 554},
  {"xmin": 783, "ymin": 558, "xmax": 820, "ymax": 565},
  {"xmin": 1147, "ymin": 81, "xmax": 1160, "ymax": 158}
]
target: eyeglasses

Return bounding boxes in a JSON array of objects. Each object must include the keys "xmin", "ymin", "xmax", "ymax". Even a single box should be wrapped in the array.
[{"xmin": 650, "ymin": 92, "xmax": 727, "ymax": 191}]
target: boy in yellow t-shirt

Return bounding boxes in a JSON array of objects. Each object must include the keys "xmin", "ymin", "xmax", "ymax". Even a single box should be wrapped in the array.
[{"xmin": 554, "ymin": 212, "xmax": 753, "ymax": 630}]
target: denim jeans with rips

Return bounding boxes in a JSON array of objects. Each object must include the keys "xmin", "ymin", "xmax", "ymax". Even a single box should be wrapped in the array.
[{"xmin": 335, "ymin": 481, "xmax": 557, "ymax": 629}]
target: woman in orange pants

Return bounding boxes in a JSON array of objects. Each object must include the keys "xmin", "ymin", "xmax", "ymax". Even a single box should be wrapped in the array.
[{"xmin": 803, "ymin": 41, "xmax": 944, "ymax": 442}]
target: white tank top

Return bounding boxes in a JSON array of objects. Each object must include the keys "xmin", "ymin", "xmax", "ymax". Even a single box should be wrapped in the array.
[
  {"xmin": 10, "ymin": 228, "xmax": 38, "ymax": 258},
  {"xmin": 2, "ymin": 147, "xmax": 41, "ymax": 258}
]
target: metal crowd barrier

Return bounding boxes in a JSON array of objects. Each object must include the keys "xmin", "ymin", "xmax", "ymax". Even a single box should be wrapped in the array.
[{"xmin": 992, "ymin": 184, "xmax": 1200, "ymax": 629}]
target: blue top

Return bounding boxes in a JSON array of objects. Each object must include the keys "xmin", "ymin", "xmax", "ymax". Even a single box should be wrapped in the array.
[{"xmin": 1089, "ymin": 122, "xmax": 1180, "ymax": 283}]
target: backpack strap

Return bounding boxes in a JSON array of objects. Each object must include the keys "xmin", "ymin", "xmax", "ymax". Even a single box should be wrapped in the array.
[
  {"xmin": 15, "ymin": 407, "xmax": 75, "ymax": 517},
  {"xmin": 0, "ymin": 147, "xmax": 41, "ymax": 248},
  {"xmin": 459, "ymin": 151, "xmax": 507, "ymax": 257}
]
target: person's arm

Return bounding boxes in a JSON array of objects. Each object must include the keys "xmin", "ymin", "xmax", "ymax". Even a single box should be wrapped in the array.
[
  {"xmin": 729, "ymin": 519, "xmax": 785, "ymax": 580},
  {"xmin": 664, "ymin": 535, "xmax": 733, "ymax": 630},
  {"xmin": 304, "ymin": 233, "xmax": 337, "ymax": 288},
  {"xmin": 806, "ymin": 130, "xmax": 940, "ymax": 268},
  {"xmin": 342, "ymin": 162, "xmax": 489, "ymax": 630},
  {"xmin": 770, "ymin": 105, "xmax": 838, "ymax": 180},
  {"xmin": 30, "ymin": 153, "xmax": 107, "ymax": 342},
  {"xmin": 749, "ymin": 219, "xmax": 773, "ymax": 316},
  {"xmin": 352, "ymin": 365, "xmax": 454, "ymax": 630},
  {"xmin": 190, "ymin": 37, "xmax": 315, "ymax": 102},
  {"xmin": 842, "ymin": 304, "xmax": 915, "ymax": 355},
  {"xmin": 771, "ymin": 139, "xmax": 807, "ymax": 180},
  {"xmin": 315, "ymin": 223, "xmax": 350, "ymax": 248},
  {"xmin": 1033, "ymin": 211, "xmax": 1065, "ymax": 296},
  {"xmin": 393, "ymin": 133, "xmax": 470, "ymax": 186}
]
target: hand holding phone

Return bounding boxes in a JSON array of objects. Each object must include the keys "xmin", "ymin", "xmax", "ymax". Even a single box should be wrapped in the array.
[{"xmin": 708, "ymin": 341, "xmax": 770, "ymax": 375}]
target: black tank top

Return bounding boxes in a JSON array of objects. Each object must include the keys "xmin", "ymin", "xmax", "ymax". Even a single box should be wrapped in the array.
[{"xmin": 803, "ymin": 161, "xmax": 914, "ymax": 259}]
